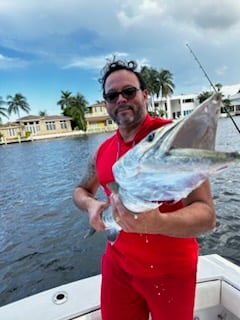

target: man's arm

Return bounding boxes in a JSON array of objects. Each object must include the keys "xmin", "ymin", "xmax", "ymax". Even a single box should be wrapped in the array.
[
  {"xmin": 109, "ymin": 179, "xmax": 216, "ymax": 238},
  {"xmin": 156, "ymin": 179, "xmax": 216, "ymax": 237},
  {"xmin": 73, "ymin": 153, "xmax": 108, "ymax": 231}
]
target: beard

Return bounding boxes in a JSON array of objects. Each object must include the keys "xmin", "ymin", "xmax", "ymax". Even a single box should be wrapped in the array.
[{"xmin": 110, "ymin": 104, "xmax": 145, "ymax": 128}]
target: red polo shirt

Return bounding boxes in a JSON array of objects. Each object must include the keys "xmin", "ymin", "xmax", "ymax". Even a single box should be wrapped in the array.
[{"xmin": 96, "ymin": 114, "xmax": 198, "ymax": 277}]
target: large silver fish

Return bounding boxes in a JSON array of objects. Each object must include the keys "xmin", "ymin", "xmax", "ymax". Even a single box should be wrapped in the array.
[{"xmin": 88, "ymin": 93, "xmax": 240, "ymax": 241}]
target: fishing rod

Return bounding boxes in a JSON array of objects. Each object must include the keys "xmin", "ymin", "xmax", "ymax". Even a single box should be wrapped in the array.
[{"xmin": 186, "ymin": 43, "xmax": 240, "ymax": 134}]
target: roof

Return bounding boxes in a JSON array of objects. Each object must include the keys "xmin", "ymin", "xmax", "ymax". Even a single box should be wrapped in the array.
[
  {"xmin": 0, "ymin": 122, "xmax": 21, "ymax": 128},
  {"xmin": 229, "ymin": 92, "xmax": 240, "ymax": 100},
  {"xmin": 17, "ymin": 115, "xmax": 72, "ymax": 122}
]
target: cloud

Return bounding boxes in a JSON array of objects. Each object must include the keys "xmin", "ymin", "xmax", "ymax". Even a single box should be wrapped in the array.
[
  {"xmin": 117, "ymin": 0, "xmax": 165, "ymax": 27},
  {"xmin": 0, "ymin": 53, "xmax": 29, "ymax": 69},
  {"xmin": 167, "ymin": 0, "xmax": 240, "ymax": 31},
  {"xmin": 0, "ymin": 0, "xmax": 240, "ymax": 98},
  {"xmin": 0, "ymin": 0, "xmax": 239, "ymax": 62},
  {"xmin": 215, "ymin": 65, "xmax": 228, "ymax": 76},
  {"xmin": 0, "ymin": 1, "xmax": 118, "ymax": 39},
  {"xmin": 63, "ymin": 52, "xmax": 150, "ymax": 76},
  {"xmin": 63, "ymin": 52, "xmax": 129, "ymax": 70}
]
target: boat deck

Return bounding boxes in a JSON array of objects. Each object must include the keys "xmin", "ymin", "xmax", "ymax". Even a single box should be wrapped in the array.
[{"xmin": 0, "ymin": 254, "xmax": 240, "ymax": 320}]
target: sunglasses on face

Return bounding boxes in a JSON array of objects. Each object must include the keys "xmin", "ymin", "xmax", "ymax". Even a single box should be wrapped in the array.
[{"xmin": 103, "ymin": 86, "xmax": 141, "ymax": 103}]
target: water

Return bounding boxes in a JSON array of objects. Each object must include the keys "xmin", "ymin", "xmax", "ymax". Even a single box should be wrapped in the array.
[
  {"xmin": 0, "ymin": 117, "xmax": 240, "ymax": 307},
  {"xmin": 198, "ymin": 117, "xmax": 240, "ymax": 263}
]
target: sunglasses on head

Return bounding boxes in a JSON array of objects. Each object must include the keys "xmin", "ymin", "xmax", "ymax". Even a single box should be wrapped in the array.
[{"xmin": 103, "ymin": 86, "xmax": 140, "ymax": 103}]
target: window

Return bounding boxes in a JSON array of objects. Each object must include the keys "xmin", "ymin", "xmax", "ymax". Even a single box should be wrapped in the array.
[
  {"xmin": 25, "ymin": 125, "xmax": 40, "ymax": 133},
  {"xmin": 60, "ymin": 120, "xmax": 67, "ymax": 129},
  {"xmin": 45, "ymin": 121, "xmax": 56, "ymax": 130},
  {"xmin": 95, "ymin": 106, "xmax": 102, "ymax": 113},
  {"xmin": 8, "ymin": 128, "xmax": 17, "ymax": 136},
  {"xmin": 182, "ymin": 98, "xmax": 194, "ymax": 103},
  {"xmin": 183, "ymin": 110, "xmax": 192, "ymax": 116}
]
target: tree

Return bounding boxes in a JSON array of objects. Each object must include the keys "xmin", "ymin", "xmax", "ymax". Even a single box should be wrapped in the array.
[
  {"xmin": 58, "ymin": 91, "xmax": 88, "ymax": 131},
  {"xmin": 140, "ymin": 66, "xmax": 175, "ymax": 115},
  {"xmin": 140, "ymin": 66, "xmax": 159, "ymax": 97},
  {"xmin": 70, "ymin": 93, "xmax": 87, "ymax": 131},
  {"xmin": 158, "ymin": 69, "xmax": 175, "ymax": 98},
  {"xmin": 57, "ymin": 90, "xmax": 73, "ymax": 110},
  {"xmin": 0, "ymin": 96, "xmax": 8, "ymax": 123},
  {"xmin": 7, "ymin": 93, "xmax": 30, "ymax": 119},
  {"xmin": 39, "ymin": 110, "xmax": 47, "ymax": 116},
  {"xmin": 140, "ymin": 66, "xmax": 175, "ymax": 98},
  {"xmin": 95, "ymin": 99, "xmax": 105, "ymax": 104},
  {"xmin": 197, "ymin": 91, "xmax": 213, "ymax": 103}
]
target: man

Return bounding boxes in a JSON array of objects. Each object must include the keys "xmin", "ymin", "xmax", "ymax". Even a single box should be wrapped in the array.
[{"xmin": 73, "ymin": 59, "xmax": 216, "ymax": 320}]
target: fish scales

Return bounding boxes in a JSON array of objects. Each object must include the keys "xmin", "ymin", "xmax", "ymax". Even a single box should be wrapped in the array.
[
  {"xmin": 110, "ymin": 93, "xmax": 240, "ymax": 212},
  {"xmin": 85, "ymin": 93, "xmax": 240, "ymax": 240}
]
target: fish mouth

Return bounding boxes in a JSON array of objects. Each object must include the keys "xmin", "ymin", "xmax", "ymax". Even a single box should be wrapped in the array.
[{"xmin": 100, "ymin": 93, "xmax": 227, "ymax": 241}]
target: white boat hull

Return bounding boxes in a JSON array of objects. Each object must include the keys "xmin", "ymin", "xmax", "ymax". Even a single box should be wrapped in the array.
[{"xmin": 0, "ymin": 254, "xmax": 240, "ymax": 320}]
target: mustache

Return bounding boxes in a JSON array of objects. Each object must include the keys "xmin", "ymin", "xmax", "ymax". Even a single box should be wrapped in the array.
[{"xmin": 115, "ymin": 104, "xmax": 133, "ymax": 116}]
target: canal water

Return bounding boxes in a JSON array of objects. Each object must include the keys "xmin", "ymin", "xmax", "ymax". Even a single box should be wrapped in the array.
[{"xmin": 0, "ymin": 117, "xmax": 240, "ymax": 306}]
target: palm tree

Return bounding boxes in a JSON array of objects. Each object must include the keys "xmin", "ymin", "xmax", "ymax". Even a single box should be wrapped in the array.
[
  {"xmin": 70, "ymin": 93, "xmax": 88, "ymax": 131},
  {"xmin": 57, "ymin": 90, "xmax": 73, "ymax": 110},
  {"xmin": 0, "ymin": 96, "xmax": 8, "ymax": 123},
  {"xmin": 39, "ymin": 110, "xmax": 47, "ymax": 116},
  {"xmin": 140, "ymin": 66, "xmax": 175, "ymax": 98},
  {"xmin": 60, "ymin": 92, "xmax": 88, "ymax": 131},
  {"xmin": 7, "ymin": 93, "xmax": 30, "ymax": 119},
  {"xmin": 96, "ymin": 99, "xmax": 105, "ymax": 104},
  {"xmin": 140, "ymin": 66, "xmax": 175, "ymax": 114},
  {"xmin": 158, "ymin": 69, "xmax": 175, "ymax": 98},
  {"xmin": 140, "ymin": 66, "xmax": 162, "ymax": 113},
  {"xmin": 140, "ymin": 66, "xmax": 159, "ymax": 97}
]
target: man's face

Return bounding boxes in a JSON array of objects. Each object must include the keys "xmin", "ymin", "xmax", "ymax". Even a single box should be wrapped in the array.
[{"xmin": 104, "ymin": 69, "xmax": 148, "ymax": 128}]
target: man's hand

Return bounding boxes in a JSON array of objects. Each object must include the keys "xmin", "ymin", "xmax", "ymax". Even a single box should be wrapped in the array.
[{"xmin": 109, "ymin": 193, "xmax": 160, "ymax": 234}]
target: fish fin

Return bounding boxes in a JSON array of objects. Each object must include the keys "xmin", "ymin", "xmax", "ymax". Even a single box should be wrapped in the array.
[
  {"xmin": 83, "ymin": 227, "xmax": 96, "ymax": 239},
  {"xmin": 107, "ymin": 181, "xmax": 119, "ymax": 194},
  {"xmin": 106, "ymin": 229, "xmax": 119, "ymax": 242}
]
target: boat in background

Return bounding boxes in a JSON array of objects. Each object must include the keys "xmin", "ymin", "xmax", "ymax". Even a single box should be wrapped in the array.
[{"xmin": 0, "ymin": 254, "xmax": 240, "ymax": 320}]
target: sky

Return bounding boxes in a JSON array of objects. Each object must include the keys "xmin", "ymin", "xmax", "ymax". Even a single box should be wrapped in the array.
[{"xmin": 1, "ymin": 0, "xmax": 240, "ymax": 122}]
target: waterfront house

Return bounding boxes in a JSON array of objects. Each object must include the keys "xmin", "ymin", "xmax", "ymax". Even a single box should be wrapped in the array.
[
  {"xmin": 153, "ymin": 90, "xmax": 240, "ymax": 119},
  {"xmin": 0, "ymin": 103, "xmax": 117, "ymax": 144},
  {"xmin": 2, "ymin": 88, "xmax": 239, "ymax": 144},
  {"xmin": 153, "ymin": 94, "xmax": 199, "ymax": 119},
  {"xmin": 229, "ymin": 92, "xmax": 240, "ymax": 116},
  {"xmin": 0, "ymin": 115, "xmax": 72, "ymax": 143},
  {"xmin": 85, "ymin": 102, "xmax": 117, "ymax": 132}
]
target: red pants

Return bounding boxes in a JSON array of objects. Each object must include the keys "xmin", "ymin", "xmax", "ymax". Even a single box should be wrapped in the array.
[{"xmin": 101, "ymin": 254, "xmax": 197, "ymax": 320}]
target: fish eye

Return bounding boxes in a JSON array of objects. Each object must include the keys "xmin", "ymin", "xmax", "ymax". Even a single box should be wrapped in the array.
[{"xmin": 146, "ymin": 132, "xmax": 155, "ymax": 142}]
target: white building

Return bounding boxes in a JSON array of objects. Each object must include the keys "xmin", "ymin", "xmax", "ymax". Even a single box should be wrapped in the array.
[
  {"xmin": 153, "ymin": 93, "xmax": 199, "ymax": 119},
  {"xmin": 228, "ymin": 92, "xmax": 240, "ymax": 116},
  {"xmin": 153, "ymin": 87, "xmax": 240, "ymax": 119}
]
